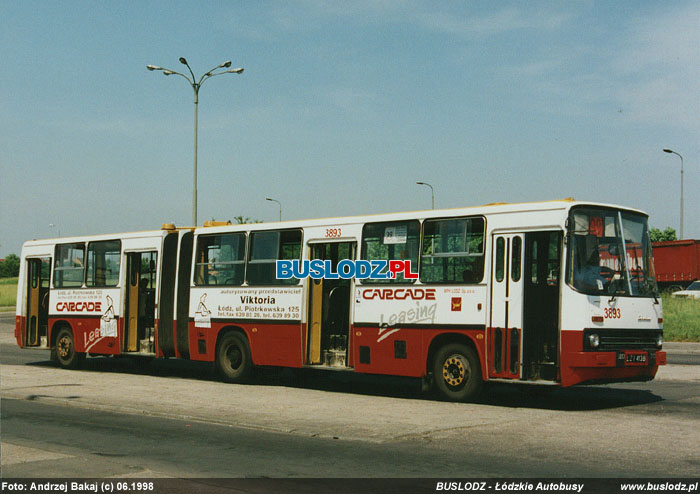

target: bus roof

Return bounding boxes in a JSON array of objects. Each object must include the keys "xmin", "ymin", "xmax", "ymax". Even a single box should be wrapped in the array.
[
  {"xmin": 21, "ymin": 198, "xmax": 648, "ymax": 246},
  {"xmin": 194, "ymin": 198, "xmax": 648, "ymax": 234},
  {"xmin": 21, "ymin": 228, "xmax": 170, "ymax": 249}
]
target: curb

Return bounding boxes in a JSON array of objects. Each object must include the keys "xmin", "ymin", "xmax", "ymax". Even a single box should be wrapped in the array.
[{"xmin": 662, "ymin": 342, "xmax": 700, "ymax": 355}]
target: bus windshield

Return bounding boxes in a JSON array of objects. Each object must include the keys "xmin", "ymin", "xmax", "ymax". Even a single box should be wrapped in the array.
[{"xmin": 567, "ymin": 207, "xmax": 658, "ymax": 297}]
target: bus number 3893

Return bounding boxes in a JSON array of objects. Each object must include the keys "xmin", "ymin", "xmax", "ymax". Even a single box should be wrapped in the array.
[{"xmin": 604, "ymin": 308, "xmax": 622, "ymax": 319}]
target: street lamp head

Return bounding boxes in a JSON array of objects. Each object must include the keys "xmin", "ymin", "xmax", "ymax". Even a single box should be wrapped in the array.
[
  {"xmin": 228, "ymin": 68, "xmax": 244, "ymax": 74},
  {"xmin": 179, "ymin": 57, "xmax": 188, "ymax": 65},
  {"xmin": 221, "ymin": 61, "xmax": 232, "ymax": 68},
  {"xmin": 146, "ymin": 65, "xmax": 162, "ymax": 71},
  {"xmin": 663, "ymin": 148, "xmax": 674, "ymax": 154},
  {"xmin": 162, "ymin": 70, "xmax": 175, "ymax": 76},
  {"xmin": 266, "ymin": 197, "xmax": 282, "ymax": 220}
]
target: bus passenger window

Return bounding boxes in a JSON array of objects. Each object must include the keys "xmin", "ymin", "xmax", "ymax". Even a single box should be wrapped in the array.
[
  {"xmin": 86, "ymin": 240, "xmax": 121, "ymax": 287},
  {"xmin": 247, "ymin": 229, "xmax": 301, "ymax": 286},
  {"xmin": 195, "ymin": 233, "xmax": 246, "ymax": 286},
  {"xmin": 54, "ymin": 243, "xmax": 85, "ymax": 288},
  {"xmin": 420, "ymin": 217, "xmax": 484, "ymax": 284},
  {"xmin": 361, "ymin": 220, "xmax": 420, "ymax": 284}
]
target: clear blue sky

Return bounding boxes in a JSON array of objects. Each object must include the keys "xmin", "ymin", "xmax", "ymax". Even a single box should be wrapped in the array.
[{"xmin": 1, "ymin": 1, "xmax": 698, "ymax": 257}]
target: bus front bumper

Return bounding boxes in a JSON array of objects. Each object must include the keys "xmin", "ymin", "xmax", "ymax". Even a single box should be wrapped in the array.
[
  {"xmin": 568, "ymin": 349, "xmax": 666, "ymax": 368},
  {"xmin": 561, "ymin": 350, "xmax": 666, "ymax": 387}
]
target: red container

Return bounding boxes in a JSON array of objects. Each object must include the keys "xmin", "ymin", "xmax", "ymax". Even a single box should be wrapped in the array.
[{"xmin": 653, "ymin": 239, "xmax": 700, "ymax": 290}]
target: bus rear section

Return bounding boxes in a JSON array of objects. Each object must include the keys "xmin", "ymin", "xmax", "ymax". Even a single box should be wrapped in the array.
[{"xmin": 14, "ymin": 229, "xmax": 186, "ymax": 367}]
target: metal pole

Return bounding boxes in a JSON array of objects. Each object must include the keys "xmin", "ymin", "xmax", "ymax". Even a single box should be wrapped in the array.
[
  {"xmin": 147, "ymin": 59, "xmax": 243, "ymax": 228},
  {"xmin": 681, "ymin": 154, "xmax": 684, "ymax": 240},
  {"xmin": 266, "ymin": 197, "xmax": 282, "ymax": 221},
  {"xmin": 663, "ymin": 149, "xmax": 684, "ymax": 239},
  {"xmin": 193, "ymin": 87, "xmax": 199, "ymax": 227},
  {"xmin": 416, "ymin": 182, "xmax": 435, "ymax": 209}
]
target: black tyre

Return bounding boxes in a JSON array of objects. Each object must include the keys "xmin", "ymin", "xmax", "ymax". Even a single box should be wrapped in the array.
[
  {"xmin": 54, "ymin": 327, "xmax": 84, "ymax": 369},
  {"xmin": 519, "ymin": 384, "xmax": 555, "ymax": 397},
  {"xmin": 432, "ymin": 343, "xmax": 483, "ymax": 402},
  {"xmin": 215, "ymin": 332, "xmax": 252, "ymax": 383}
]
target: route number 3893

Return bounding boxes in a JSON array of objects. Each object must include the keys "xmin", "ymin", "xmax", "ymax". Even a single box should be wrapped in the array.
[{"xmin": 325, "ymin": 228, "xmax": 342, "ymax": 238}]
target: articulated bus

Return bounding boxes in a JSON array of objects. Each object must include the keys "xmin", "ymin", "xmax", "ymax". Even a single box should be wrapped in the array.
[{"xmin": 15, "ymin": 199, "xmax": 666, "ymax": 401}]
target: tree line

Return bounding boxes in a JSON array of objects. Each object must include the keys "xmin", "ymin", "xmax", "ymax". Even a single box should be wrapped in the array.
[
  {"xmin": 649, "ymin": 227, "xmax": 677, "ymax": 243},
  {"xmin": 0, "ymin": 254, "xmax": 20, "ymax": 278}
]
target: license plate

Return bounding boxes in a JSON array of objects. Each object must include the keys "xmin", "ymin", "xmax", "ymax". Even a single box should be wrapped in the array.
[{"xmin": 625, "ymin": 353, "xmax": 647, "ymax": 365}]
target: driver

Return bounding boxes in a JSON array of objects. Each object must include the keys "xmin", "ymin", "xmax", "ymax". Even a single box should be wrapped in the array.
[{"xmin": 577, "ymin": 236, "xmax": 608, "ymax": 292}]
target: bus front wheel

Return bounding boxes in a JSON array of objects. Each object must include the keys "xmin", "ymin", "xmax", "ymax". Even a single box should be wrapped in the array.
[
  {"xmin": 432, "ymin": 343, "xmax": 483, "ymax": 402},
  {"xmin": 215, "ymin": 332, "xmax": 252, "ymax": 383},
  {"xmin": 54, "ymin": 328, "xmax": 84, "ymax": 369}
]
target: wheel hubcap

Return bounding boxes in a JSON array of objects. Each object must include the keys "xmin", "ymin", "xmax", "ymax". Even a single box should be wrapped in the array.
[
  {"xmin": 226, "ymin": 345, "xmax": 243, "ymax": 370},
  {"xmin": 57, "ymin": 336, "xmax": 71, "ymax": 358},
  {"xmin": 442, "ymin": 354, "xmax": 469, "ymax": 387}
]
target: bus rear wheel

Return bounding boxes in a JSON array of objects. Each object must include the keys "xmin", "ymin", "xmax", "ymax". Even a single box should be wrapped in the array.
[
  {"xmin": 432, "ymin": 343, "xmax": 483, "ymax": 402},
  {"xmin": 215, "ymin": 332, "xmax": 252, "ymax": 383},
  {"xmin": 54, "ymin": 328, "xmax": 84, "ymax": 369}
]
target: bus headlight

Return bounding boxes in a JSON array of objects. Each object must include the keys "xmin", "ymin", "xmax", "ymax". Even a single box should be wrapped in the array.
[
  {"xmin": 588, "ymin": 334, "xmax": 600, "ymax": 349},
  {"xmin": 656, "ymin": 335, "xmax": 663, "ymax": 348}
]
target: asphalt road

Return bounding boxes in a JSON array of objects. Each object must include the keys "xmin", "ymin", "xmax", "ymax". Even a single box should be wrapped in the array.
[
  {"xmin": 1, "ymin": 313, "xmax": 699, "ymax": 479},
  {"xmin": 1, "ymin": 397, "xmax": 631, "ymax": 478}
]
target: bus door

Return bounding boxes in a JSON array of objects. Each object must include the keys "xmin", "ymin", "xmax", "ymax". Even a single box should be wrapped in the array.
[
  {"xmin": 489, "ymin": 234, "xmax": 524, "ymax": 379},
  {"xmin": 25, "ymin": 257, "xmax": 51, "ymax": 347},
  {"xmin": 124, "ymin": 251, "xmax": 157, "ymax": 353},
  {"xmin": 522, "ymin": 231, "xmax": 562, "ymax": 381},
  {"xmin": 306, "ymin": 241, "xmax": 355, "ymax": 367}
]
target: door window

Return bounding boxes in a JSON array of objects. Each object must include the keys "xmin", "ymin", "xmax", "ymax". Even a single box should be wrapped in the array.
[
  {"xmin": 495, "ymin": 237, "xmax": 505, "ymax": 282},
  {"xmin": 511, "ymin": 237, "xmax": 522, "ymax": 282}
]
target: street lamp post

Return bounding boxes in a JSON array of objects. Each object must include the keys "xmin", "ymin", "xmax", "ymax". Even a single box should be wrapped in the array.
[
  {"xmin": 266, "ymin": 197, "xmax": 282, "ymax": 222},
  {"xmin": 663, "ymin": 148, "xmax": 684, "ymax": 239},
  {"xmin": 416, "ymin": 181, "xmax": 435, "ymax": 209},
  {"xmin": 147, "ymin": 58, "xmax": 244, "ymax": 226}
]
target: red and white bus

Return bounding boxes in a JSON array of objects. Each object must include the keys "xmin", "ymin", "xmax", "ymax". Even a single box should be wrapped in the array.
[{"xmin": 15, "ymin": 199, "xmax": 666, "ymax": 401}]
